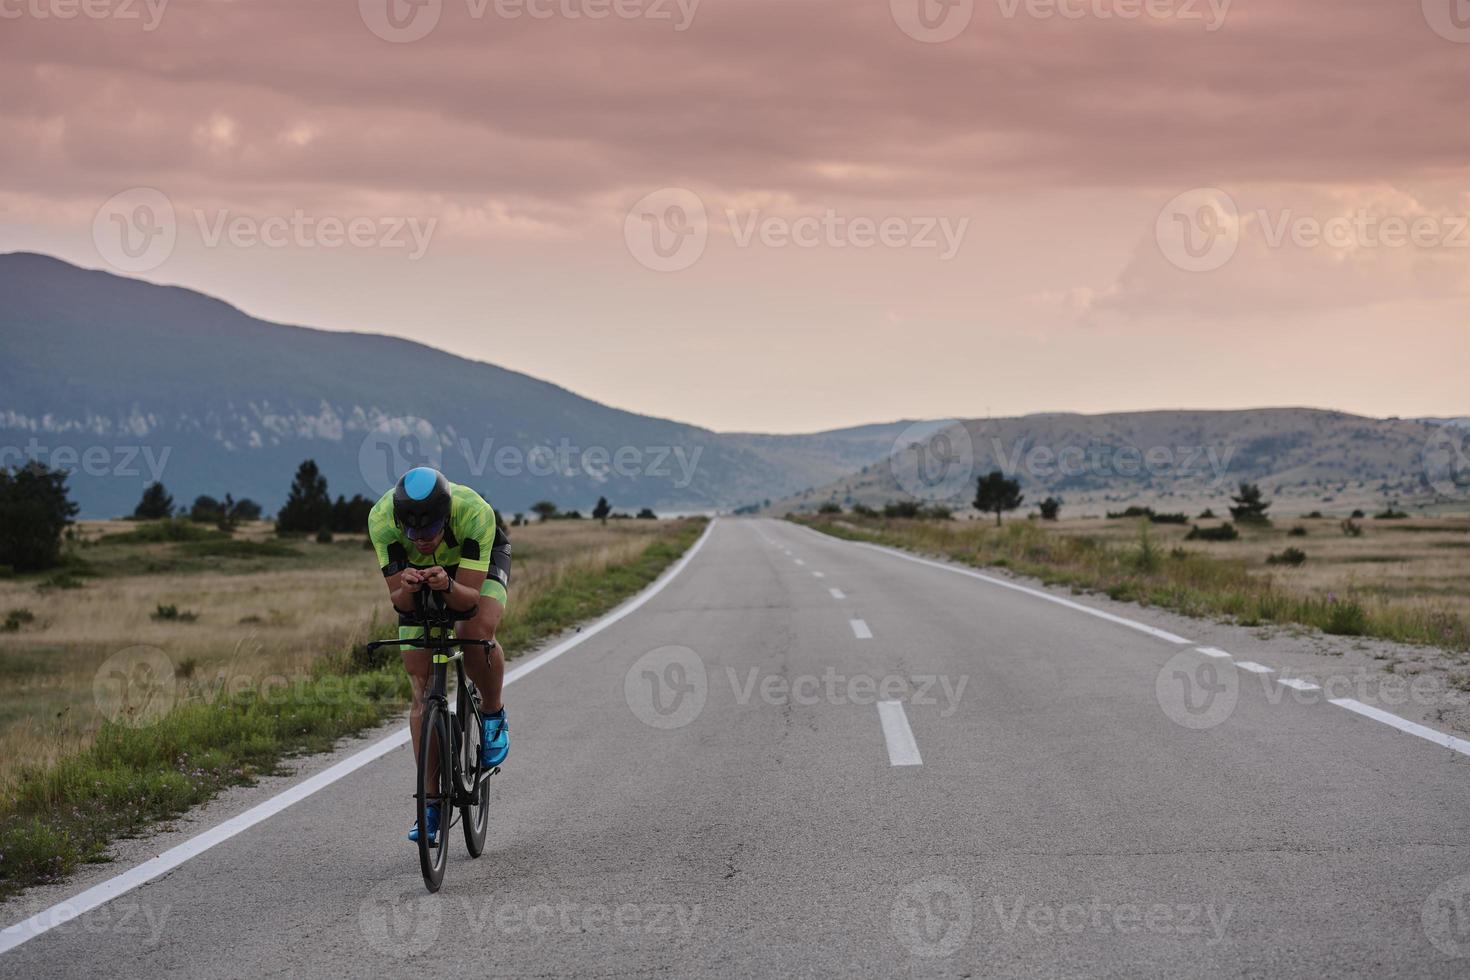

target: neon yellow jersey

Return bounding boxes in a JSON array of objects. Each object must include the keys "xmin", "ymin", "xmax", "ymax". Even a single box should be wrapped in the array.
[{"xmin": 367, "ymin": 481, "xmax": 497, "ymax": 577}]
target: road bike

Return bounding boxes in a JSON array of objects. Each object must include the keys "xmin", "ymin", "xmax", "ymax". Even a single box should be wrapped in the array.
[{"xmin": 365, "ymin": 587, "xmax": 498, "ymax": 892}]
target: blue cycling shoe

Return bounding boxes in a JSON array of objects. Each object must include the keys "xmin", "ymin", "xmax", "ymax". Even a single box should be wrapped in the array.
[
  {"xmin": 483, "ymin": 707, "xmax": 509, "ymax": 767},
  {"xmin": 408, "ymin": 803, "xmax": 440, "ymax": 845}
]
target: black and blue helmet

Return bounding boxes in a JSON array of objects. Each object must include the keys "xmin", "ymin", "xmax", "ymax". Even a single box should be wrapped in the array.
[{"xmin": 393, "ymin": 466, "xmax": 451, "ymax": 537}]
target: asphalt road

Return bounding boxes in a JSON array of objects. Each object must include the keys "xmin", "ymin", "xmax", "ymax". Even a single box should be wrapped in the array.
[{"xmin": 4, "ymin": 517, "xmax": 1470, "ymax": 978}]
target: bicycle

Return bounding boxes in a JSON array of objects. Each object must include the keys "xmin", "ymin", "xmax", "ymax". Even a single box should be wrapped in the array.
[{"xmin": 365, "ymin": 587, "xmax": 498, "ymax": 892}]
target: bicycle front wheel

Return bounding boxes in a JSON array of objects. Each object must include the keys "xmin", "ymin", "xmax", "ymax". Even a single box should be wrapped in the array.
[
  {"xmin": 458, "ymin": 686, "xmax": 490, "ymax": 858},
  {"xmin": 416, "ymin": 704, "xmax": 451, "ymax": 892}
]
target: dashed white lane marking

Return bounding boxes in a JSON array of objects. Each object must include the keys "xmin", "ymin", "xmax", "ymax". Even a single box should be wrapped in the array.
[
  {"xmin": 794, "ymin": 558, "xmax": 805, "ymax": 566},
  {"xmin": 0, "ymin": 520, "xmax": 722, "ymax": 956},
  {"xmin": 877, "ymin": 700, "xmax": 923, "ymax": 766},
  {"xmin": 1278, "ymin": 678, "xmax": 1321, "ymax": 692},
  {"xmin": 830, "ymin": 588, "xmax": 846, "ymax": 600},
  {"xmin": 1195, "ymin": 646, "xmax": 1233, "ymax": 659},
  {"xmin": 812, "ymin": 571, "xmax": 825, "ymax": 578},
  {"xmin": 850, "ymin": 619, "xmax": 873, "ymax": 639},
  {"xmin": 1237, "ymin": 661, "xmax": 1274, "ymax": 674},
  {"xmin": 792, "ymin": 526, "xmax": 1193, "ymax": 645},
  {"xmin": 1330, "ymin": 699, "xmax": 1470, "ymax": 757}
]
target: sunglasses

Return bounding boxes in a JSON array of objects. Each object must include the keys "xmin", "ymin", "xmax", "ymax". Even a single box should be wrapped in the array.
[{"xmin": 404, "ymin": 518, "xmax": 446, "ymax": 541}]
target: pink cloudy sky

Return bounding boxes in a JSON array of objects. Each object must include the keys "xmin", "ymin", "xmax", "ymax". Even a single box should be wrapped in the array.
[{"xmin": 3, "ymin": 0, "xmax": 1468, "ymax": 432}]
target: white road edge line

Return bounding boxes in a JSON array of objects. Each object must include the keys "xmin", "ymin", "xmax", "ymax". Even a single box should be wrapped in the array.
[
  {"xmin": 1236, "ymin": 661, "xmax": 1274, "ymax": 674},
  {"xmin": 811, "ymin": 571, "xmax": 825, "ymax": 578},
  {"xmin": 788, "ymin": 524, "xmax": 1192, "ymax": 645},
  {"xmin": 850, "ymin": 619, "xmax": 873, "ymax": 639},
  {"xmin": 829, "ymin": 588, "xmax": 846, "ymax": 600},
  {"xmin": 877, "ymin": 700, "xmax": 923, "ymax": 766},
  {"xmin": 1330, "ymin": 698, "xmax": 1470, "ymax": 757},
  {"xmin": 1195, "ymin": 646, "xmax": 1233, "ymax": 659},
  {"xmin": 0, "ymin": 519, "xmax": 720, "ymax": 956}
]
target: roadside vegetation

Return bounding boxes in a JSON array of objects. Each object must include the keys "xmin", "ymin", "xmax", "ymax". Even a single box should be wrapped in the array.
[
  {"xmin": 792, "ymin": 510, "xmax": 1470, "ymax": 654},
  {"xmin": 0, "ymin": 490, "xmax": 706, "ymax": 899}
]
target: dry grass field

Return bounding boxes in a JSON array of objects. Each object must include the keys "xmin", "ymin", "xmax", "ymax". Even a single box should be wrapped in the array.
[{"xmin": 0, "ymin": 517, "xmax": 674, "ymax": 790}]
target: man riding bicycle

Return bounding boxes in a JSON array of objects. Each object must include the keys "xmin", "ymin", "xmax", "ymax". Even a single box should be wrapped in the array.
[{"xmin": 368, "ymin": 466, "xmax": 512, "ymax": 845}]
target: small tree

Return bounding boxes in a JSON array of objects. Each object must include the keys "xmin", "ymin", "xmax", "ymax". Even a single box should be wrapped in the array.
[
  {"xmin": 133, "ymin": 482, "xmax": 174, "ymax": 520},
  {"xmin": 636, "ymin": 507, "xmax": 657, "ymax": 520},
  {"xmin": 189, "ymin": 495, "xmax": 223, "ymax": 523},
  {"xmin": 531, "ymin": 500, "xmax": 558, "ymax": 522},
  {"xmin": 592, "ymin": 496, "xmax": 612, "ymax": 525},
  {"xmin": 275, "ymin": 460, "xmax": 333, "ymax": 534},
  {"xmin": 974, "ymin": 470, "xmax": 1024, "ymax": 527},
  {"xmin": 1039, "ymin": 497, "xmax": 1061, "ymax": 521},
  {"xmin": 1229, "ymin": 482, "xmax": 1271, "ymax": 524},
  {"xmin": 232, "ymin": 498, "xmax": 263, "ymax": 522},
  {"xmin": 0, "ymin": 463, "xmax": 80, "ymax": 571}
]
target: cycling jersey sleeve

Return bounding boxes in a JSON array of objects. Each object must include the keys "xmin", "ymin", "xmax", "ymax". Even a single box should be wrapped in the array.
[{"xmin": 451, "ymin": 485, "xmax": 496, "ymax": 573}]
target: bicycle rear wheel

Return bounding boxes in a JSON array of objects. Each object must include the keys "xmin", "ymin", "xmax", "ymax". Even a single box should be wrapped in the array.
[
  {"xmin": 458, "ymin": 685, "xmax": 490, "ymax": 857},
  {"xmin": 416, "ymin": 704, "xmax": 451, "ymax": 892}
]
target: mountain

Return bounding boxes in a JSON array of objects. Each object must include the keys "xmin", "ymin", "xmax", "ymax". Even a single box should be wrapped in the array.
[
  {"xmin": 773, "ymin": 409, "xmax": 1464, "ymax": 517},
  {"xmin": 0, "ymin": 253, "xmax": 920, "ymax": 518}
]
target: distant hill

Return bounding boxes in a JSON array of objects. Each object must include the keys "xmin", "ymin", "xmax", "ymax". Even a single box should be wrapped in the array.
[
  {"xmin": 0, "ymin": 253, "xmax": 921, "ymax": 518},
  {"xmin": 773, "ymin": 409, "xmax": 1462, "ymax": 517}
]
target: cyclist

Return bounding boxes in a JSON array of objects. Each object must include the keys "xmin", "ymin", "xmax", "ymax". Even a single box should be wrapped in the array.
[{"xmin": 368, "ymin": 466, "xmax": 511, "ymax": 845}]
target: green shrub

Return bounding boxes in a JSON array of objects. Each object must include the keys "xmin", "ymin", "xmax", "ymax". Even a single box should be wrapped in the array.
[
  {"xmin": 1374, "ymin": 508, "xmax": 1408, "ymax": 520},
  {"xmin": 1149, "ymin": 512, "xmax": 1189, "ymax": 525},
  {"xmin": 817, "ymin": 502, "xmax": 842, "ymax": 514},
  {"xmin": 315, "ymin": 528, "xmax": 334, "ymax": 544},
  {"xmin": 1185, "ymin": 523, "xmax": 1239, "ymax": 542},
  {"xmin": 3, "ymin": 608, "xmax": 36, "ymax": 632},
  {"xmin": 101, "ymin": 519, "xmax": 222, "ymax": 545},
  {"xmin": 1267, "ymin": 547, "xmax": 1307, "ymax": 566},
  {"xmin": 1324, "ymin": 599, "xmax": 1368, "ymax": 636},
  {"xmin": 151, "ymin": 604, "xmax": 199, "ymax": 623},
  {"xmin": 1340, "ymin": 518, "xmax": 1363, "ymax": 538},
  {"xmin": 883, "ymin": 501, "xmax": 922, "ymax": 519},
  {"xmin": 1288, "ymin": 525, "xmax": 1308, "ymax": 537}
]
